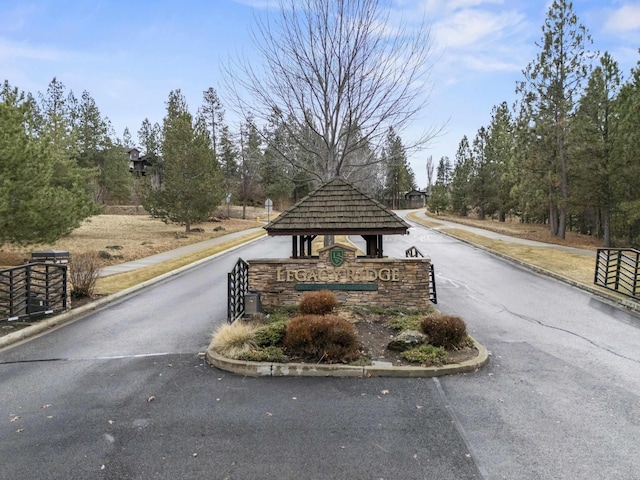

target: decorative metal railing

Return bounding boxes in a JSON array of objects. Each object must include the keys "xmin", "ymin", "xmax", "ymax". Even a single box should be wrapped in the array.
[
  {"xmin": 227, "ymin": 258, "xmax": 249, "ymax": 323},
  {"xmin": 594, "ymin": 248, "xmax": 639, "ymax": 301},
  {"xmin": 429, "ymin": 263, "xmax": 438, "ymax": 304},
  {"xmin": 0, "ymin": 263, "xmax": 68, "ymax": 322}
]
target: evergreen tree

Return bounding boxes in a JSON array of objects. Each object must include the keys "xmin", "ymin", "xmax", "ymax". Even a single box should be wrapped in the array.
[
  {"xmin": 259, "ymin": 110, "xmax": 294, "ymax": 209},
  {"xmin": 201, "ymin": 87, "xmax": 225, "ymax": 158},
  {"xmin": 427, "ymin": 156, "xmax": 452, "ymax": 214},
  {"xmin": 570, "ymin": 53, "xmax": 623, "ymax": 245},
  {"xmin": 611, "ymin": 55, "xmax": 640, "ymax": 245},
  {"xmin": 485, "ymin": 102, "xmax": 516, "ymax": 222},
  {"xmin": 383, "ymin": 127, "xmax": 415, "ymax": 209},
  {"xmin": 76, "ymin": 91, "xmax": 131, "ymax": 203},
  {"xmin": 237, "ymin": 116, "xmax": 262, "ymax": 219},
  {"xmin": 517, "ymin": 0, "xmax": 595, "ymax": 238},
  {"xmin": 140, "ymin": 90, "xmax": 223, "ymax": 232},
  {"xmin": 1, "ymin": 89, "xmax": 98, "ymax": 244},
  {"xmin": 450, "ymin": 136, "xmax": 473, "ymax": 216},
  {"xmin": 470, "ymin": 127, "xmax": 496, "ymax": 220}
]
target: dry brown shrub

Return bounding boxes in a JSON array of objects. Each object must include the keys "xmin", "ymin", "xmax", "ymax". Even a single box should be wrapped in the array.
[
  {"xmin": 69, "ymin": 252, "xmax": 102, "ymax": 298},
  {"xmin": 420, "ymin": 314, "xmax": 467, "ymax": 348},
  {"xmin": 283, "ymin": 314, "xmax": 359, "ymax": 363},
  {"xmin": 298, "ymin": 290, "xmax": 338, "ymax": 315}
]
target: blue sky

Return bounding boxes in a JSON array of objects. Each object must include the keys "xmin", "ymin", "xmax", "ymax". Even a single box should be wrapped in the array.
[{"xmin": 2, "ymin": 0, "xmax": 639, "ymax": 188}]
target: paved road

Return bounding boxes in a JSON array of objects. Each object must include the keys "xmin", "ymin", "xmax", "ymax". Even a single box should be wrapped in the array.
[{"xmin": 2, "ymin": 219, "xmax": 639, "ymax": 479}]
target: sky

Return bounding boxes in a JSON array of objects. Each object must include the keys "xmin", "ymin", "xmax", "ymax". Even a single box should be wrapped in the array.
[{"xmin": 2, "ymin": 0, "xmax": 639, "ymax": 188}]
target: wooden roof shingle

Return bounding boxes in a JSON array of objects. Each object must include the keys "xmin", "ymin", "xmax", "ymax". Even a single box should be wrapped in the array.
[{"xmin": 265, "ymin": 177, "xmax": 410, "ymax": 236}]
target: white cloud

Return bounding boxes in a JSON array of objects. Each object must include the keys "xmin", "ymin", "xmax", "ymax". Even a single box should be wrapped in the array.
[
  {"xmin": 433, "ymin": 8, "xmax": 525, "ymax": 49},
  {"xmin": 0, "ymin": 38, "xmax": 65, "ymax": 62},
  {"xmin": 419, "ymin": 0, "xmax": 504, "ymax": 16},
  {"xmin": 604, "ymin": 4, "xmax": 640, "ymax": 33}
]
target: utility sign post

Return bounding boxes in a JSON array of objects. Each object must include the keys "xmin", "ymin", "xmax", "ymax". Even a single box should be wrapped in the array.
[{"xmin": 265, "ymin": 198, "xmax": 273, "ymax": 222}]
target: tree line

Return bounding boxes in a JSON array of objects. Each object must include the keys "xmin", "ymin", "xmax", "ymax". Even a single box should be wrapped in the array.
[
  {"xmin": 1, "ymin": 79, "xmax": 417, "ymax": 242},
  {"xmin": 428, "ymin": 0, "xmax": 640, "ymax": 248}
]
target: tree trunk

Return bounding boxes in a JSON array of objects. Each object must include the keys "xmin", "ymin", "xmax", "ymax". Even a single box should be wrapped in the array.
[
  {"xmin": 602, "ymin": 207, "xmax": 611, "ymax": 248},
  {"xmin": 549, "ymin": 200, "xmax": 559, "ymax": 237}
]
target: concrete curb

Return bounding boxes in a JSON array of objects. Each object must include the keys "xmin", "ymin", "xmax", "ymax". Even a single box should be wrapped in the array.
[
  {"xmin": 406, "ymin": 212, "xmax": 640, "ymax": 316},
  {"xmin": 0, "ymin": 231, "xmax": 267, "ymax": 350},
  {"xmin": 205, "ymin": 338, "xmax": 489, "ymax": 378}
]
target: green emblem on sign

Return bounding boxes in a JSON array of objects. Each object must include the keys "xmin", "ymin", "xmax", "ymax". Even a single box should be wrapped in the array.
[{"xmin": 330, "ymin": 247, "xmax": 344, "ymax": 267}]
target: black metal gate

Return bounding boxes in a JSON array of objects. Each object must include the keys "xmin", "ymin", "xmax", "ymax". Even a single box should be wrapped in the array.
[
  {"xmin": 227, "ymin": 258, "xmax": 248, "ymax": 323},
  {"xmin": 594, "ymin": 248, "xmax": 639, "ymax": 301},
  {"xmin": 0, "ymin": 263, "xmax": 68, "ymax": 322},
  {"xmin": 429, "ymin": 263, "xmax": 438, "ymax": 304},
  {"xmin": 405, "ymin": 246, "xmax": 437, "ymax": 304}
]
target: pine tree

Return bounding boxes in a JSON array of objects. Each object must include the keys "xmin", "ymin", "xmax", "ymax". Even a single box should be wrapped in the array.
[
  {"xmin": 485, "ymin": 102, "xmax": 516, "ymax": 222},
  {"xmin": 450, "ymin": 136, "xmax": 473, "ymax": 216},
  {"xmin": 1, "ymin": 88, "xmax": 98, "ymax": 244},
  {"xmin": 383, "ymin": 127, "xmax": 415, "ymax": 209},
  {"xmin": 518, "ymin": 0, "xmax": 595, "ymax": 238},
  {"xmin": 570, "ymin": 53, "xmax": 623, "ymax": 245},
  {"xmin": 237, "ymin": 116, "xmax": 262, "ymax": 219},
  {"xmin": 75, "ymin": 91, "xmax": 131, "ymax": 203},
  {"xmin": 140, "ymin": 90, "xmax": 223, "ymax": 232},
  {"xmin": 427, "ymin": 156, "xmax": 452, "ymax": 215},
  {"xmin": 611, "ymin": 55, "xmax": 640, "ymax": 245}
]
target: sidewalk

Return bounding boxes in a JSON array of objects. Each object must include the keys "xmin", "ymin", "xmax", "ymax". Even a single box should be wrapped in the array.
[
  {"xmin": 100, "ymin": 227, "xmax": 266, "ymax": 276},
  {"xmin": 407, "ymin": 210, "xmax": 595, "ymax": 258}
]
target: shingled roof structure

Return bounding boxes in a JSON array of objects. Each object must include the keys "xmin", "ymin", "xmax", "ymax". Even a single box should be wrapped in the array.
[{"xmin": 265, "ymin": 177, "xmax": 410, "ymax": 258}]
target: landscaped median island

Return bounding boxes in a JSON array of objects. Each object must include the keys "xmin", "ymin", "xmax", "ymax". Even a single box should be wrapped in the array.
[{"xmin": 206, "ymin": 290, "xmax": 489, "ymax": 377}]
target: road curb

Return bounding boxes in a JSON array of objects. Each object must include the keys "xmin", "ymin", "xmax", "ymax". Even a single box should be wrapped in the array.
[
  {"xmin": 0, "ymin": 231, "xmax": 267, "ymax": 350},
  {"xmin": 205, "ymin": 337, "xmax": 489, "ymax": 378}
]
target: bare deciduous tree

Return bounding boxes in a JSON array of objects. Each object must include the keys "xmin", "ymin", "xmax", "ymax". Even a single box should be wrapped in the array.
[{"xmin": 225, "ymin": 0, "xmax": 436, "ymax": 182}]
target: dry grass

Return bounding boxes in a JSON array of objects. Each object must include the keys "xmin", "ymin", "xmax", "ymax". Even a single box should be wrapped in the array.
[
  {"xmin": 425, "ymin": 212, "xmax": 602, "ymax": 250},
  {"xmin": 407, "ymin": 212, "xmax": 610, "ymax": 296},
  {"xmin": 0, "ymin": 206, "xmax": 267, "ymax": 269},
  {"xmin": 94, "ymin": 230, "xmax": 266, "ymax": 295},
  {"xmin": 210, "ymin": 321, "xmax": 258, "ymax": 359}
]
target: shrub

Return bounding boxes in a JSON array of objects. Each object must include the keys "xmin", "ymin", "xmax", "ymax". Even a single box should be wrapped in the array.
[
  {"xmin": 298, "ymin": 290, "xmax": 338, "ymax": 315},
  {"xmin": 69, "ymin": 252, "xmax": 102, "ymax": 298},
  {"xmin": 210, "ymin": 322, "xmax": 258, "ymax": 359},
  {"xmin": 239, "ymin": 346, "xmax": 289, "ymax": 363},
  {"xmin": 254, "ymin": 322, "xmax": 288, "ymax": 347},
  {"xmin": 283, "ymin": 314, "xmax": 360, "ymax": 363},
  {"xmin": 420, "ymin": 314, "xmax": 468, "ymax": 348},
  {"xmin": 401, "ymin": 345, "xmax": 448, "ymax": 365}
]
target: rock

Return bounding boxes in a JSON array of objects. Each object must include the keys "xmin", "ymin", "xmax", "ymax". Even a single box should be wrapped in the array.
[
  {"xmin": 98, "ymin": 251, "xmax": 112, "ymax": 259},
  {"xmin": 387, "ymin": 330, "xmax": 428, "ymax": 352},
  {"xmin": 106, "ymin": 245, "xmax": 123, "ymax": 250},
  {"xmin": 191, "ymin": 227, "xmax": 205, "ymax": 233},
  {"xmin": 213, "ymin": 226, "xmax": 225, "ymax": 232}
]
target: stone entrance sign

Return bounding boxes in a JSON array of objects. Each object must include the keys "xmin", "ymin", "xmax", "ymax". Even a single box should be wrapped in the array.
[{"xmin": 248, "ymin": 243, "xmax": 431, "ymax": 309}]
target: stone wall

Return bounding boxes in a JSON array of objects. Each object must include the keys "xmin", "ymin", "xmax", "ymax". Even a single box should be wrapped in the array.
[{"xmin": 248, "ymin": 244, "xmax": 431, "ymax": 310}]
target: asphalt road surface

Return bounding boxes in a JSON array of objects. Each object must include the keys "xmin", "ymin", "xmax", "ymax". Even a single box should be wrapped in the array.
[{"xmin": 1, "ymin": 223, "xmax": 639, "ymax": 479}]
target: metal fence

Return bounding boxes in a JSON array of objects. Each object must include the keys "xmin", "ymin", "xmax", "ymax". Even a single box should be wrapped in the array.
[
  {"xmin": 227, "ymin": 258, "xmax": 249, "ymax": 323},
  {"xmin": 0, "ymin": 263, "xmax": 68, "ymax": 322},
  {"xmin": 594, "ymin": 248, "xmax": 639, "ymax": 301}
]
